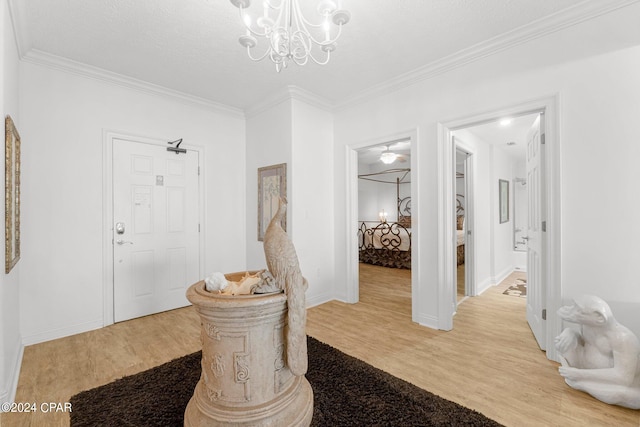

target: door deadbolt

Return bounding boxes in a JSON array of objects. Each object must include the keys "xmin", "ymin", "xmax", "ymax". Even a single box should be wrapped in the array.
[{"xmin": 115, "ymin": 222, "xmax": 125, "ymax": 235}]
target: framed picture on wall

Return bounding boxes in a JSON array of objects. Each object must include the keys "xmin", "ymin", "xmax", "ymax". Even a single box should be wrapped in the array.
[
  {"xmin": 257, "ymin": 163, "xmax": 286, "ymax": 241},
  {"xmin": 499, "ymin": 179, "xmax": 509, "ymax": 224},
  {"xmin": 5, "ymin": 115, "xmax": 21, "ymax": 274}
]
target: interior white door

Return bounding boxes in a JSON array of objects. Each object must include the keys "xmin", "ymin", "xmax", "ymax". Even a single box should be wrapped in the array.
[
  {"xmin": 113, "ymin": 138, "xmax": 200, "ymax": 322},
  {"xmin": 525, "ymin": 114, "xmax": 546, "ymax": 350}
]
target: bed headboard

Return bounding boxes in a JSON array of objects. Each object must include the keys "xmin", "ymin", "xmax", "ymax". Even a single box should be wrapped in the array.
[{"xmin": 456, "ymin": 194, "xmax": 465, "ymax": 230}]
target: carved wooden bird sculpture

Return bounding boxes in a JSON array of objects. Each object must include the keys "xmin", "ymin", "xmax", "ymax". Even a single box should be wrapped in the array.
[{"xmin": 263, "ymin": 196, "xmax": 308, "ymax": 376}]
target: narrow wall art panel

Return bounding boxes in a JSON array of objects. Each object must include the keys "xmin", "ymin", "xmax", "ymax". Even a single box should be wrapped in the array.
[
  {"xmin": 257, "ymin": 163, "xmax": 286, "ymax": 241},
  {"xmin": 5, "ymin": 115, "xmax": 21, "ymax": 273}
]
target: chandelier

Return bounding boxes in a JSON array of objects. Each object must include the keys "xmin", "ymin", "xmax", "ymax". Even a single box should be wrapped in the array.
[{"xmin": 230, "ymin": 0, "xmax": 351, "ymax": 72}]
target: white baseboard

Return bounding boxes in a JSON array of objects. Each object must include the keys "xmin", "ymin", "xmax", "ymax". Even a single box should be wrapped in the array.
[
  {"xmin": 21, "ymin": 319, "xmax": 104, "ymax": 346},
  {"xmin": 415, "ymin": 313, "xmax": 439, "ymax": 330},
  {"xmin": 476, "ymin": 276, "xmax": 494, "ymax": 295},
  {"xmin": 1, "ymin": 338, "xmax": 24, "ymax": 404},
  {"xmin": 493, "ymin": 266, "xmax": 514, "ymax": 287},
  {"xmin": 306, "ymin": 292, "xmax": 334, "ymax": 309}
]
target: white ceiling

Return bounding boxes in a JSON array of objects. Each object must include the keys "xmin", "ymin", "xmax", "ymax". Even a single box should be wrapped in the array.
[
  {"xmin": 463, "ymin": 113, "xmax": 540, "ymax": 161},
  {"xmin": 358, "ymin": 139, "xmax": 411, "ymax": 167},
  {"xmin": 357, "ymin": 113, "xmax": 538, "ymax": 169},
  {"xmin": 9, "ymin": 0, "xmax": 616, "ymax": 111}
]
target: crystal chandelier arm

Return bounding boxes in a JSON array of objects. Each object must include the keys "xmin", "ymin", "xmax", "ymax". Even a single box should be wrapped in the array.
[
  {"xmin": 305, "ymin": 49, "xmax": 331, "ymax": 66},
  {"xmin": 292, "ymin": 0, "xmax": 347, "ymax": 45},
  {"xmin": 263, "ymin": 0, "xmax": 284, "ymax": 9},
  {"xmin": 230, "ymin": 0, "xmax": 348, "ymax": 71},
  {"xmin": 291, "ymin": 1, "xmax": 329, "ymax": 44},
  {"xmin": 245, "ymin": 45, "xmax": 272, "ymax": 62}
]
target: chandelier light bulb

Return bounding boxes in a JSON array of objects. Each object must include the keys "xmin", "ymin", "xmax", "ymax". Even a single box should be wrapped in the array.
[{"xmin": 230, "ymin": 0, "xmax": 350, "ymax": 72}]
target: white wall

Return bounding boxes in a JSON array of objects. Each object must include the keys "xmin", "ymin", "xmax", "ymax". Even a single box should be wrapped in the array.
[
  {"xmin": 18, "ymin": 61, "xmax": 247, "ymax": 344},
  {"xmin": 291, "ymin": 99, "xmax": 335, "ymax": 306},
  {"xmin": 333, "ymin": 4, "xmax": 640, "ymax": 337},
  {"xmin": 357, "ymin": 167, "xmax": 379, "ymax": 221},
  {"xmin": 245, "ymin": 94, "xmax": 335, "ymax": 307},
  {"xmin": 492, "ymin": 145, "xmax": 515, "ymax": 284},
  {"xmin": 357, "ymin": 172, "xmax": 399, "ymax": 223},
  {"xmin": 1, "ymin": 0, "xmax": 22, "ymax": 403},
  {"xmin": 245, "ymin": 99, "xmax": 292, "ymax": 270}
]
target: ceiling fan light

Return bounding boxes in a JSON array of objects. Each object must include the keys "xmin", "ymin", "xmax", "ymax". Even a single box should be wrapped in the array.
[{"xmin": 380, "ymin": 152, "xmax": 397, "ymax": 164}]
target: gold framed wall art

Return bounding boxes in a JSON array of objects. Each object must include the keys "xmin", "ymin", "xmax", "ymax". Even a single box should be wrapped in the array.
[
  {"xmin": 5, "ymin": 115, "xmax": 21, "ymax": 273},
  {"xmin": 257, "ymin": 163, "xmax": 286, "ymax": 241}
]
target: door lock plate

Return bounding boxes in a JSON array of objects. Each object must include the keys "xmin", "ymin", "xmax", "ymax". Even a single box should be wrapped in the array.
[{"xmin": 115, "ymin": 222, "xmax": 125, "ymax": 234}]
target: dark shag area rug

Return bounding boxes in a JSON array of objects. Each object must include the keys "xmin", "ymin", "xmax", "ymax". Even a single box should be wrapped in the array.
[{"xmin": 70, "ymin": 336, "xmax": 502, "ymax": 426}]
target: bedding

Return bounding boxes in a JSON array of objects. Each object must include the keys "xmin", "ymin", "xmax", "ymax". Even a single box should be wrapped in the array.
[
  {"xmin": 358, "ymin": 222, "xmax": 411, "ymax": 269},
  {"xmin": 363, "ymin": 225, "xmax": 411, "ymax": 252},
  {"xmin": 456, "ymin": 215, "xmax": 465, "ymax": 266}
]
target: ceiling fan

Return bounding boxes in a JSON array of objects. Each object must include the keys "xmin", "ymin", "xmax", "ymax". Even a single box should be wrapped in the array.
[{"xmin": 380, "ymin": 146, "xmax": 408, "ymax": 164}]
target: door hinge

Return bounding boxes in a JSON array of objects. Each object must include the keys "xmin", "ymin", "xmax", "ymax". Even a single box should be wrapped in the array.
[
  {"xmin": 198, "ymin": 224, "xmax": 201, "ymax": 232},
  {"xmin": 542, "ymin": 221, "xmax": 547, "ymax": 232},
  {"xmin": 541, "ymin": 133, "xmax": 546, "ymax": 145},
  {"xmin": 198, "ymin": 166, "xmax": 200, "ymax": 176},
  {"xmin": 542, "ymin": 309, "xmax": 547, "ymax": 320}
]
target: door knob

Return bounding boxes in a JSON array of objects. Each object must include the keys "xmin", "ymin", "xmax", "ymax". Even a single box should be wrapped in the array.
[{"xmin": 116, "ymin": 239, "xmax": 134, "ymax": 245}]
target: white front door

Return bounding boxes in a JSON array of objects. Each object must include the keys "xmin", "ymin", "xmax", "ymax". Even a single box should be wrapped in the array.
[
  {"xmin": 525, "ymin": 114, "xmax": 546, "ymax": 350},
  {"xmin": 113, "ymin": 138, "xmax": 200, "ymax": 322}
]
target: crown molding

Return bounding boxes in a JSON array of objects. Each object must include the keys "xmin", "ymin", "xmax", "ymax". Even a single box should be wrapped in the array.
[
  {"xmin": 245, "ymin": 85, "xmax": 332, "ymax": 118},
  {"xmin": 21, "ymin": 50, "xmax": 245, "ymax": 118},
  {"xmin": 335, "ymin": 0, "xmax": 640, "ymax": 111},
  {"xmin": 288, "ymin": 86, "xmax": 333, "ymax": 112}
]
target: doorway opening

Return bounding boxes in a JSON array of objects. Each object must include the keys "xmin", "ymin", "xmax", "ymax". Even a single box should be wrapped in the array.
[
  {"xmin": 454, "ymin": 144, "xmax": 473, "ymax": 305},
  {"xmin": 356, "ymin": 139, "xmax": 412, "ymax": 314},
  {"xmin": 438, "ymin": 96, "xmax": 561, "ymax": 360},
  {"xmin": 452, "ymin": 112, "xmax": 539, "ymax": 304},
  {"xmin": 344, "ymin": 129, "xmax": 418, "ymax": 322}
]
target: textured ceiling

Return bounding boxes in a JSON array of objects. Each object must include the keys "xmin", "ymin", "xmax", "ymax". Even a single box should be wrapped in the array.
[
  {"xmin": 463, "ymin": 113, "xmax": 539, "ymax": 161},
  {"xmin": 9, "ymin": 0, "xmax": 626, "ymax": 110}
]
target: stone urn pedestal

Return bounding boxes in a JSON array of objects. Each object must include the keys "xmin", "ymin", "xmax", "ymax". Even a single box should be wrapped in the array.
[{"xmin": 184, "ymin": 273, "xmax": 313, "ymax": 426}]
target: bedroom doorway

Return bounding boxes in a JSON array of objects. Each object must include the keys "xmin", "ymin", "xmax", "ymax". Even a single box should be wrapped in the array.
[
  {"xmin": 454, "ymin": 144, "xmax": 474, "ymax": 305},
  {"xmin": 356, "ymin": 140, "xmax": 412, "ymax": 308}
]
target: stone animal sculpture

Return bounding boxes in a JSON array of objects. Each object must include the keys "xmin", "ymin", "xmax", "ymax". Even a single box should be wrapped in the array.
[
  {"xmin": 555, "ymin": 295, "xmax": 640, "ymax": 409},
  {"xmin": 263, "ymin": 196, "xmax": 308, "ymax": 376}
]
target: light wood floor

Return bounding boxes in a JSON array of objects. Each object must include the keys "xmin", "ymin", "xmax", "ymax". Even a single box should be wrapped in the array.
[
  {"xmin": 457, "ymin": 262, "xmax": 465, "ymax": 301},
  {"xmin": 3, "ymin": 264, "xmax": 640, "ymax": 426}
]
